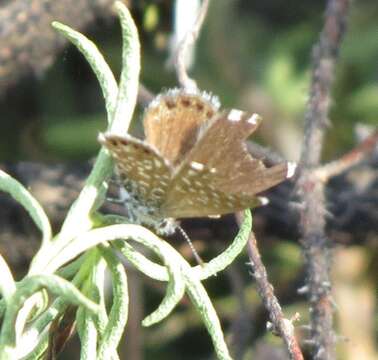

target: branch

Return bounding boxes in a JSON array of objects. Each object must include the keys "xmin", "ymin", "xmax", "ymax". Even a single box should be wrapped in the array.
[
  {"xmin": 236, "ymin": 213, "xmax": 304, "ymax": 360},
  {"xmin": 174, "ymin": 0, "xmax": 211, "ymax": 90},
  {"xmin": 1, "ymin": 152, "xmax": 377, "ymax": 275},
  {"xmin": 315, "ymin": 129, "xmax": 378, "ymax": 182},
  {"xmin": 296, "ymin": 1, "xmax": 350, "ymax": 359}
]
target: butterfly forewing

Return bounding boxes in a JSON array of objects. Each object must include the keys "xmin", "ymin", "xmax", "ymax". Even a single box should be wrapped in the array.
[
  {"xmin": 99, "ymin": 133, "xmax": 173, "ymax": 206},
  {"xmin": 177, "ymin": 109, "xmax": 290, "ymax": 195},
  {"xmin": 143, "ymin": 90, "xmax": 219, "ymax": 165}
]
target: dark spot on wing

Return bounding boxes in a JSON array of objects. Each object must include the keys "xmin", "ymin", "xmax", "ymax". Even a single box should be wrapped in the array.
[
  {"xmin": 206, "ymin": 110, "xmax": 214, "ymax": 118},
  {"xmin": 195, "ymin": 102, "xmax": 204, "ymax": 112},
  {"xmin": 110, "ymin": 139, "xmax": 118, "ymax": 146},
  {"xmin": 165, "ymin": 99, "xmax": 176, "ymax": 109},
  {"xmin": 181, "ymin": 97, "xmax": 191, "ymax": 107}
]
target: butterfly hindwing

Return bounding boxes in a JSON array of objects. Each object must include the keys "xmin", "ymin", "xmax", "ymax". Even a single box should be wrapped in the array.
[
  {"xmin": 143, "ymin": 89, "xmax": 219, "ymax": 165},
  {"xmin": 99, "ymin": 133, "xmax": 173, "ymax": 206}
]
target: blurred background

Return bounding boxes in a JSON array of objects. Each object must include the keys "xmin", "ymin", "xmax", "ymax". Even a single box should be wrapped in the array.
[{"xmin": 0, "ymin": 0, "xmax": 377, "ymax": 359}]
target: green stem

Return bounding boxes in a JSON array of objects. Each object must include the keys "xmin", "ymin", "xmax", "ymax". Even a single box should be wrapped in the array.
[
  {"xmin": 29, "ymin": 1, "xmax": 140, "ymax": 275},
  {"xmin": 97, "ymin": 245, "xmax": 128, "ymax": 359}
]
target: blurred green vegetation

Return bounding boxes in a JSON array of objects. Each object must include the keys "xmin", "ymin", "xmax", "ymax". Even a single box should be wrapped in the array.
[
  {"xmin": 0, "ymin": 1, "xmax": 377, "ymax": 359},
  {"xmin": 1, "ymin": 0, "xmax": 376, "ymax": 162}
]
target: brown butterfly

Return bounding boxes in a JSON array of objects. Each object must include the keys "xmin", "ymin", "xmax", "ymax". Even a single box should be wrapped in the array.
[{"xmin": 99, "ymin": 89, "xmax": 296, "ymax": 234}]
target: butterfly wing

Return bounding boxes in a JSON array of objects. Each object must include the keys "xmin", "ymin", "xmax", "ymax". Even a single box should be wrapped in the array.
[
  {"xmin": 160, "ymin": 110, "xmax": 293, "ymax": 218},
  {"xmin": 143, "ymin": 89, "xmax": 219, "ymax": 165},
  {"xmin": 160, "ymin": 161, "xmax": 265, "ymax": 218},
  {"xmin": 178, "ymin": 109, "xmax": 291, "ymax": 195},
  {"xmin": 98, "ymin": 133, "xmax": 173, "ymax": 206}
]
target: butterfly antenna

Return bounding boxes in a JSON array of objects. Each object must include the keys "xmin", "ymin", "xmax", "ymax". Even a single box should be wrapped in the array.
[{"xmin": 176, "ymin": 225, "xmax": 204, "ymax": 266}]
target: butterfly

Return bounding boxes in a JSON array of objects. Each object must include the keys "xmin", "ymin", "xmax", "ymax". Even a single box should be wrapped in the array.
[{"xmin": 99, "ymin": 88, "xmax": 296, "ymax": 234}]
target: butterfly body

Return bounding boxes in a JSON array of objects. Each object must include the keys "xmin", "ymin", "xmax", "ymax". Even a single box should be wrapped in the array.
[{"xmin": 99, "ymin": 89, "xmax": 295, "ymax": 234}]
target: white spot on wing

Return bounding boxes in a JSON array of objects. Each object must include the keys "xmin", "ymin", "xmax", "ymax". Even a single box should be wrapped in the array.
[
  {"xmin": 190, "ymin": 161, "xmax": 205, "ymax": 171},
  {"xmin": 228, "ymin": 109, "xmax": 244, "ymax": 122},
  {"xmin": 247, "ymin": 113, "xmax": 260, "ymax": 125},
  {"xmin": 258, "ymin": 196, "xmax": 269, "ymax": 206},
  {"xmin": 286, "ymin": 162, "xmax": 297, "ymax": 178}
]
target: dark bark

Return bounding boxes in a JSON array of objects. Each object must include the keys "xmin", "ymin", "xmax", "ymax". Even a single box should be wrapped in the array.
[
  {"xmin": 0, "ymin": 0, "xmax": 123, "ymax": 95},
  {"xmin": 1, "ymin": 151, "xmax": 376, "ymax": 275},
  {"xmin": 296, "ymin": 0, "xmax": 351, "ymax": 359}
]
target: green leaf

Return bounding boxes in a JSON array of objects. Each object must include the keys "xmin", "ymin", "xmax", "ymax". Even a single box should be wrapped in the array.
[{"xmin": 0, "ymin": 169, "xmax": 52, "ymax": 246}]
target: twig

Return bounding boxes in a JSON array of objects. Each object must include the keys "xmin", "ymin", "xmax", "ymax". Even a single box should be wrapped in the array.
[
  {"xmin": 174, "ymin": 0, "xmax": 211, "ymax": 90},
  {"xmin": 296, "ymin": 0, "xmax": 350, "ymax": 359},
  {"xmin": 247, "ymin": 141, "xmax": 287, "ymax": 166},
  {"xmin": 315, "ymin": 130, "xmax": 378, "ymax": 182},
  {"xmin": 238, "ymin": 215, "xmax": 304, "ymax": 360}
]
